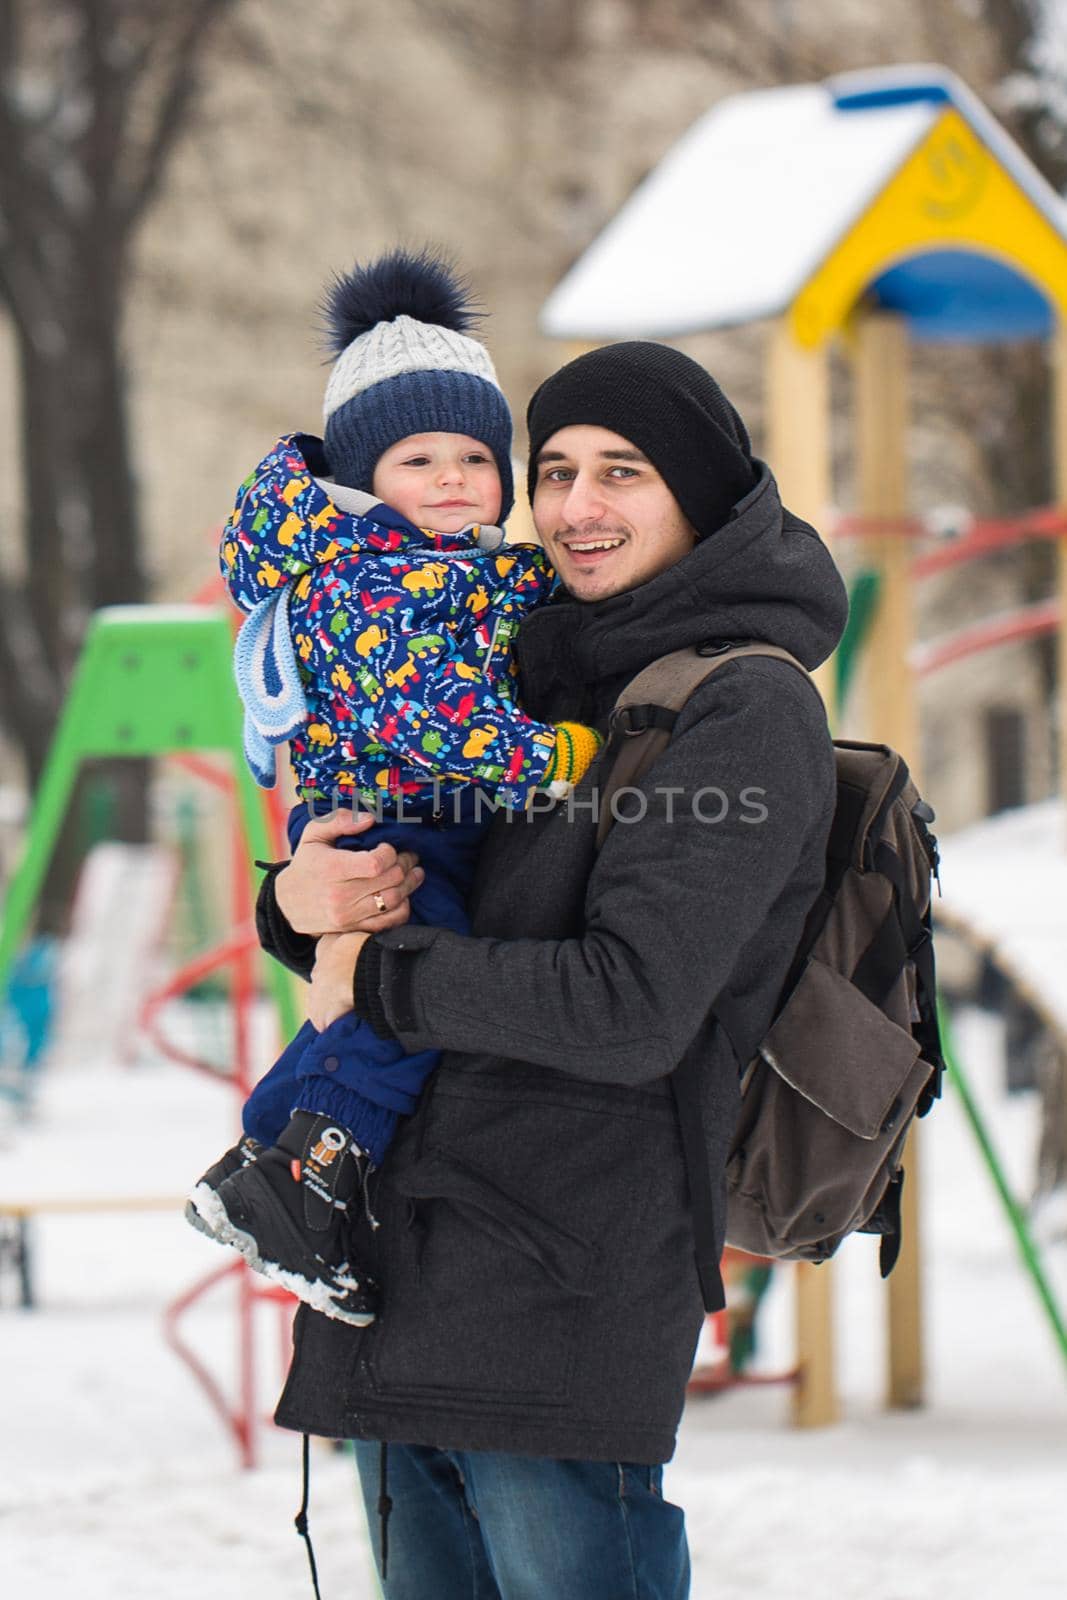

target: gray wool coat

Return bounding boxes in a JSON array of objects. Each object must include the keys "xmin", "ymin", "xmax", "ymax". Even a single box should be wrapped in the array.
[{"xmin": 266, "ymin": 463, "xmax": 848, "ymax": 1464}]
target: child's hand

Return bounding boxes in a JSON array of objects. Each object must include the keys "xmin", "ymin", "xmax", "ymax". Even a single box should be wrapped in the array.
[
  {"xmin": 275, "ymin": 809, "xmax": 423, "ymax": 936},
  {"xmin": 543, "ymin": 722, "xmax": 603, "ymax": 795},
  {"xmin": 309, "ymin": 931, "xmax": 370, "ymax": 1031}
]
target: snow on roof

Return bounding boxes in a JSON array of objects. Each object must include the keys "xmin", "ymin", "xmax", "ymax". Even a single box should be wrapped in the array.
[
  {"xmin": 541, "ymin": 65, "xmax": 1067, "ymax": 341},
  {"xmin": 97, "ymin": 604, "xmax": 224, "ymax": 623},
  {"xmin": 938, "ymin": 799, "xmax": 1067, "ymax": 1035}
]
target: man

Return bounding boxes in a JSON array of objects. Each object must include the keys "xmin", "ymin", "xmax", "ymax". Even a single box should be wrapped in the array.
[{"xmin": 258, "ymin": 341, "xmax": 848, "ymax": 1599}]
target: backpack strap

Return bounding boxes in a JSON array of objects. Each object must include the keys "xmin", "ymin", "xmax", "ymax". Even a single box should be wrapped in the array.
[
  {"xmin": 596, "ymin": 642, "xmax": 813, "ymax": 848},
  {"xmin": 597, "ymin": 642, "xmax": 816, "ymax": 1312},
  {"xmin": 859, "ymin": 837, "xmax": 943, "ymax": 1110}
]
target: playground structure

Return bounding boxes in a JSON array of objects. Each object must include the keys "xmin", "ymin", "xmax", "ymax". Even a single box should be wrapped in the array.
[
  {"xmin": 3, "ymin": 61, "xmax": 1067, "ymax": 1462},
  {"xmin": 541, "ymin": 63, "xmax": 1067, "ymax": 1421},
  {"xmin": 0, "ymin": 606, "xmax": 305, "ymax": 1465}
]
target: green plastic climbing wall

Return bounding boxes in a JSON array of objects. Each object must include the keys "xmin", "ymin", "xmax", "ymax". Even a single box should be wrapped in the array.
[{"xmin": 0, "ymin": 606, "xmax": 299, "ymax": 1038}]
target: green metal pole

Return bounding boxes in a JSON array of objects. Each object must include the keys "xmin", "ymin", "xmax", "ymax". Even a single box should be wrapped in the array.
[
  {"xmin": 938, "ymin": 999, "xmax": 1067, "ymax": 1377},
  {"xmin": 0, "ymin": 668, "xmax": 94, "ymax": 992},
  {"xmin": 834, "ymin": 568, "xmax": 882, "ymax": 715}
]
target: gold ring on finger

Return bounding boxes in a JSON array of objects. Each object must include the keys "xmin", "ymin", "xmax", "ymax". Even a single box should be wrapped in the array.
[{"xmin": 373, "ymin": 892, "xmax": 387, "ymax": 914}]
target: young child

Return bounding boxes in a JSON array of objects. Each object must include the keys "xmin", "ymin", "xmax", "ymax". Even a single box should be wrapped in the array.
[{"xmin": 186, "ymin": 249, "xmax": 601, "ymax": 1326}]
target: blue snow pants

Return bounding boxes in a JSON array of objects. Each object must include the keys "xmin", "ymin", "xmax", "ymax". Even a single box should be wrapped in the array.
[{"xmin": 242, "ymin": 795, "xmax": 490, "ymax": 1164}]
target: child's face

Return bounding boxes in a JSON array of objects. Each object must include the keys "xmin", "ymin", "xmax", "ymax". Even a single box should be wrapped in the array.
[{"xmin": 371, "ymin": 433, "xmax": 502, "ymax": 532}]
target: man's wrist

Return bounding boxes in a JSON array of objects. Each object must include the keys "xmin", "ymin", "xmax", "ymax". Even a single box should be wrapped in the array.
[
  {"xmin": 353, "ymin": 937, "xmax": 396, "ymax": 1040},
  {"xmin": 270, "ymin": 859, "xmax": 296, "ymax": 928},
  {"xmin": 255, "ymin": 861, "xmax": 317, "ymax": 979}
]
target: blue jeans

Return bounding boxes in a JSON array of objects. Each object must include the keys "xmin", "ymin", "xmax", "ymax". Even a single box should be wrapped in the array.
[{"xmin": 352, "ymin": 1442, "xmax": 690, "ymax": 1600}]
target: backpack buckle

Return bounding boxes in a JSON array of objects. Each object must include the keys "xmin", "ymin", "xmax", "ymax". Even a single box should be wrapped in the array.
[
  {"xmin": 613, "ymin": 705, "xmax": 651, "ymax": 737},
  {"xmin": 610, "ymin": 704, "xmax": 678, "ymax": 739},
  {"xmin": 697, "ymin": 640, "xmax": 740, "ymax": 657}
]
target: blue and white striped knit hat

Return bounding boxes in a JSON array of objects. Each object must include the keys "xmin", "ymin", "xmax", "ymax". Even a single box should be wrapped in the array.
[{"xmin": 322, "ymin": 248, "xmax": 514, "ymax": 521}]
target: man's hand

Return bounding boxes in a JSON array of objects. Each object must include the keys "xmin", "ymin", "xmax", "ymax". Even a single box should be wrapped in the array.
[
  {"xmin": 274, "ymin": 810, "xmax": 423, "ymax": 936},
  {"xmin": 309, "ymin": 931, "xmax": 370, "ymax": 1031}
]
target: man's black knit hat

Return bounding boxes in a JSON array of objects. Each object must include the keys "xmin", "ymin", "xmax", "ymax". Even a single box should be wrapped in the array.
[{"xmin": 526, "ymin": 341, "xmax": 758, "ymax": 540}]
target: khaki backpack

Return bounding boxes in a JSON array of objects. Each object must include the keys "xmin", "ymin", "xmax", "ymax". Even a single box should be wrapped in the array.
[{"xmin": 598, "ymin": 643, "xmax": 944, "ymax": 1313}]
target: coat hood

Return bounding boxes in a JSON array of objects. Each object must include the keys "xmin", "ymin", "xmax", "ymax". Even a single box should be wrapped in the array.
[
  {"xmin": 220, "ymin": 433, "xmax": 502, "ymax": 614},
  {"xmin": 515, "ymin": 461, "xmax": 847, "ymax": 712}
]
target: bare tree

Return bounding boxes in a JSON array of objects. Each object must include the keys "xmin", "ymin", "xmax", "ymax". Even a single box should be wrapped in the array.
[{"xmin": 0, "ymin": 0, "xmax": 235, "ymax": 799}]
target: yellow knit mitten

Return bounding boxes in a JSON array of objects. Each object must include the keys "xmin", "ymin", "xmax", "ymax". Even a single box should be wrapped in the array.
[{"xmin": 541, "ymin": 722, "xmax": 603, "ymax": 795}]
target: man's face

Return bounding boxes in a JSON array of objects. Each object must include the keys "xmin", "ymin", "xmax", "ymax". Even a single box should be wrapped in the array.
[{"xmin": 531, "ymin": 426, "xmax": 697, "ymax": 602}]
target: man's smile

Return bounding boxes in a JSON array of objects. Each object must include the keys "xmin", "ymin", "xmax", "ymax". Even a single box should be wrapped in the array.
[
  {"xmin": 561, "ymin": 537, "xmax": 625, "ymax": 552},
  {"xmin": 554, "ymin": 528, "xmax": 629, "ymax": 564}
]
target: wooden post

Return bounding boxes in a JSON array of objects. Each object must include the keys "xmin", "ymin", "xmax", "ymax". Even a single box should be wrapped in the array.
[
  {"xmin": 765, "ymin": 317, "xmax": 839, "ymax": 1426},
  {"xmin": 1052, "ymin": 321, "xmax": 1067, "ymax": 1205},
  {"xmin": 852, "ymin": 311, "xmax": 925, "ymax": 1410},
  {"xmin": 853, "ymin": 314, "xmax": 920, "ymax": 764},
  {"xmin": 1051, "ymin": 319, "xmax": 1067, "ymax": 837}
]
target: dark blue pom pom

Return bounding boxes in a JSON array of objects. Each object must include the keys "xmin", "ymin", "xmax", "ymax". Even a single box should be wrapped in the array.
[{"xmin": 321, "ymin": 247, "xmax": 481, "ymax": 356}]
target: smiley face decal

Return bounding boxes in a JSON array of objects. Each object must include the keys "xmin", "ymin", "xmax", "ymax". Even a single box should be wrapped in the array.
[{"xmin": 917, "ymin": 124, "xmax": 989, "ymax": 222}]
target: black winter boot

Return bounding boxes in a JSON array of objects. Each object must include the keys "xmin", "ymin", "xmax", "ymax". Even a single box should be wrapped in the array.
[
  {"xmin": 211, "ymin": 1111, "xmax": 380, "ymax": 1326},
  {"xmin": 185, "ymin": 1133, "xmax": 265, "ymax": 1242}
]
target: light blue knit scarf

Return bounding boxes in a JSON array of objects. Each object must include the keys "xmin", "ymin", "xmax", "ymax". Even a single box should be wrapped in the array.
[{"xmin": 232, "ymin": 584, "xmax": 308, "ymax": 788}]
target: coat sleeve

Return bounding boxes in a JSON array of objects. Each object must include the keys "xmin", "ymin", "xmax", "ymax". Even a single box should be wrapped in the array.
[
  {"xmin": 367, "ymin": 661, "xmax": 836, "ymax": 1087},
  {"xmin": 326, "ymin": 560, "xmax": 558, "ymax": 806}
]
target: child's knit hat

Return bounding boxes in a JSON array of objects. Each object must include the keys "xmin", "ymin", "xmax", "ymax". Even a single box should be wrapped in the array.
[{"xmin": 322, "ymin": 248, "xmax": 514, "ymax": 521}]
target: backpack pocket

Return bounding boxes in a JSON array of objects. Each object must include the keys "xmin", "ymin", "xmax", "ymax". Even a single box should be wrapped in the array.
[{"xmin": 726, "ymin": 956, "xmax": 931, "ymax": 1260}]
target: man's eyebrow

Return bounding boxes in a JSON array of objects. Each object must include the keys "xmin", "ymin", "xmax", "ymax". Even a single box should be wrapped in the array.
[{"xmin": 534, "ymin": 447, "xmax": 649, "ymax": 463}]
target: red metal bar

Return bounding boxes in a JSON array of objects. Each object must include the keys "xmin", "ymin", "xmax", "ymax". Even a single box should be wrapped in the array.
[
  {"xmin": 913, "ymin": 506, "xmax": 1067, "ymax": 578},
  {"xmin": 155, "ymin": 558, "xmax": 298, "ymax": 1468},
  {"xmin": 163, "ymin": 1259, "xmax": 296, "ymax": 1469},
  {"xmin": 137, "ymin": 926, "xmax": 259, "ymax": 1081},
  {"xmin": 171, "ymin": 750, "xmax": 234, "ymax": 793},
  {"xmin": 191, "ymin": 541, "xmax": 229, "ymax": 611},
  {"xmin": 833, "ymin": 514, "xmax": 925, "ymax": 539},
  {"xmin": 238, "ymin": 1250, "xmax": 257, "ymax": 1468},
  {"xmin": 231, "ymin": 817, "xmax": 256, "ymax": 1103},
  {"xmin": 833, "ymin": 503, "xmax": 1067, "ymax": 553},
  {"xmin": 163, "ymin": 1259, "xmax": 254, "ymax": 1466},
  {"xmin": 151, "ymin": 754, "xmax": 291, "ymax": 1465},
  {"xmin": 144, "ymin": 926, "xmax": 259, "ymax": 1001},
  {"xmin": 913, "ymin": 597, "xmax": 1061, "ymax": 677},
  {"xmin": 191, "ymin": 574, "xmax": 227, "ymax": 607},
  {"xmin": 686, "ymin": 1251, "xmax": 799, "ymax": 1395}
]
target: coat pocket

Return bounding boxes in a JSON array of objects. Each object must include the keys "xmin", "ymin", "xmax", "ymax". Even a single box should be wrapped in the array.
[
  {"xmin": 394, "ymin": 1150, "xmax": 594, "ymax": 1297},
  {"xmin": 370, "ymin": 1146, "xmax": 595, "ymax": 1406}
]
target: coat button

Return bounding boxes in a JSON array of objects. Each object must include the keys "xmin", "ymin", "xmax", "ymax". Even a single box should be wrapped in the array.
[{"xmin": 324, "ymin": 1055, "xmax": 340, "ymax": 1072}]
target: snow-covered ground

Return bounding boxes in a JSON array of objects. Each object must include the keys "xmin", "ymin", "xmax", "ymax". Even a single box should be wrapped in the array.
[
  {"xmin": 935, "ymin": 799, "xmax": 1067, "ymax": 1033},
  {"xmin": 1, "ymin": 1005, "xmax": 1065, "ymax": 1600}
]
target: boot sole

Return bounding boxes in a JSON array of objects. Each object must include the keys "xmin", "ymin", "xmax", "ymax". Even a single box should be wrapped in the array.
[
  {"xmin": 185, "ymin": 1183, "xmax": 256, "ymax": 1255},
  {"xmin": 212, "ymin": 1170, "xmax": 376, "ymax": 1328},
  {"xmin": 232, "ymin": 1243, "xmax": 376, "ymax": 1327}
]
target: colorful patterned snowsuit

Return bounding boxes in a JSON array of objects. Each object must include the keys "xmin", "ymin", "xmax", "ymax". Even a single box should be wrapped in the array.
[
  {"xmin": 222, "ymin": 433, "xmax": 556, "ymax": 811},
  {"xmin": 220, "ymin": 434, "xmax": 557, "ymax": 1159}
]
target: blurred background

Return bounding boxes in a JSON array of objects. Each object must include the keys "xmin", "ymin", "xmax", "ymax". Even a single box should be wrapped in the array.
[
  {"xmin": 0, "ymin": 0, "xmax": 1065, "ymax": 841},
  {"xmin": 1, "ymin": 3, "xmax": 1066, "ymax": 1598}
]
